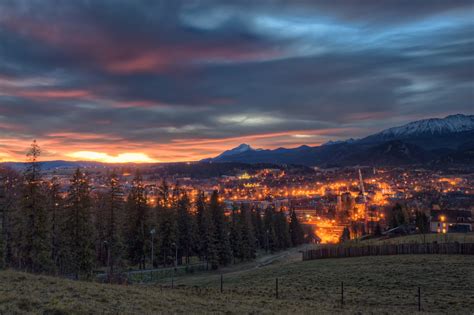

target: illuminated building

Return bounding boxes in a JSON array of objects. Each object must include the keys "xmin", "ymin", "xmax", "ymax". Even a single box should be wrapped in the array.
[{"xmin": 430, "ymin": 210, "xmax": 473, "ymax": 233}]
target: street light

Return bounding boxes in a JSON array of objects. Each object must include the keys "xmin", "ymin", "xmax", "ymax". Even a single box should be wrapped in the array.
[{"xmin": 150, "ymin": 228, "xmax": 156, "ymax": 268}]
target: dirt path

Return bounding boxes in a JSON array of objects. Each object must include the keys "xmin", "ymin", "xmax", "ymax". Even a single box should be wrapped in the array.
[{"xmin": 166, "ymin": 244, "xmax": 316, "ymax": 287}]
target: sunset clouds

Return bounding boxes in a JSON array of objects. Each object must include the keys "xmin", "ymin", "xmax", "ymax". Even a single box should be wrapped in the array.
[{"xmin": 0, "ymin": 0, "xmax": 473, "ymax": 162}]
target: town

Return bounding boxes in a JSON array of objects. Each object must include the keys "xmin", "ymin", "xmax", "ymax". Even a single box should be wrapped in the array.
[{"xmin": 40, "ymin": 163, "xmax": 474, "ymax": 244}]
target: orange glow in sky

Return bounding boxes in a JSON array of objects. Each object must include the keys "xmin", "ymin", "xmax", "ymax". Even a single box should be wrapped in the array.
[
  {"xmin": 0, "ymin": 129, "xmax": 342, "ymax": 163},
  {"xmin": 67, "ymin": 151, "xmax": 159, "ymax": 163}
]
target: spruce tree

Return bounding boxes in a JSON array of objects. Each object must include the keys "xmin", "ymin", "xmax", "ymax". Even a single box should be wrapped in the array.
[
  {"xmin": 176, "ymin": 192, "xmax": 194, "ymax": 265},
  {"xmin": 45, "ymin": 177, "xmax": 62, "ymax": 271},
  {"xmin": 19, "ymin": 140, "xmax": 51, "ymax": 272},
  {"xmin": 251, "ymin": 208, "xmax": 264, "ymax": 249},
  {"xmin": 340, "ymin": 227, "xmax": 351, "ymax": 243},
  {"xmin": 63, "ymin": 169, "xmax": 95, "ymax": 278},
  {"xmin": 0, "ymin": 167, "xmax": 9, "ymax": 268},
  {"xmin": 125, "ymin": 171, "xmax": 149, "ymax": 269},
  {"xmin": 195, "ymin": 192, "xmax": 217, "ymax": 269},
  {"xmin": 238, "ymin": 206, "xmax": 256, "ymax": 260},
  {"xmin": 229, "ymin": 206, "xmax": 241, "ymax": 262},
  {"xmin": 263, "ymin": 207, "xmax": 277, "ymax": 252},
  {"xmin": 209, "ymin": 191, "xmax": 232, "ymax": 266},
  {"xmin": 0, "ymin": 167, "xmax": 17, "ymax": 268},
  {"xmin": 274, "ymin": 210, "xmax": 291, "ymax": 250},
  {"xmin": 289, "ymin": 210, "xmax": 305, "ymax": 246},
  {"xmin": 155, "ymin": 179, "xmax": 177, "ymax": 266},
  {"xmin": 93, "ymin": 190, "xmax": 110, "ymax": 267},
  {"xmin": 1, "ymin": 168, "xmax": 20, "ymax": 268},
  {"xmin": 195, "ymin": 191, "xmax": 207, "ymax": 259},
  {"xmin": 105, "ymin": 172, "xmax": 124, "ymax": 274}
]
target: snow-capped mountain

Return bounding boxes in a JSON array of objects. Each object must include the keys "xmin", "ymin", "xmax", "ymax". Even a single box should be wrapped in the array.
[
  {"xmin": 211, "ymin": 143, "xmax": 261, "ymax": 161},
  {"xmin": 204, "ymin": 114, "xmax": 474, "ymax": 167},
  {"xmin": 365, "ymin": 114, "xmax": 474, "ymax": 140}
]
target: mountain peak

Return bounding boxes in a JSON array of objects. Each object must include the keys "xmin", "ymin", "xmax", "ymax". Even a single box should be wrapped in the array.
[
  {"xmin": 210, "ymin": 143, "xmax": 259, "ymax": 161},
  {"xmin": 204, "ymin": 114, "xmax": 473, "ymax": 166},
  {"xmin": 233, "ymin": 143, "xmax": 253, "ymax": 151},
  {"xmin": 368, "ymin": 114, "xmax": 474, "ymax": 140}
]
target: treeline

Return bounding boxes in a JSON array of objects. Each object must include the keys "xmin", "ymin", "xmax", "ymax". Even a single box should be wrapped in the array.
[{"xmin": 0, "ymin": 142, "xmax": 306, "ymax": 279}]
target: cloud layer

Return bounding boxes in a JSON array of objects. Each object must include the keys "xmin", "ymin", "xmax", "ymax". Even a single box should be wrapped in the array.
[{"xmin": 1, "ymin": 0, "xmax": 473, "ymax": 161}]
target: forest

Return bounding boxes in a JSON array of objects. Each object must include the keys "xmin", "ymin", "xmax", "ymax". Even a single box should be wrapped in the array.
[{"xmin": 0, "ymin": 141, "xmax": 306, "ymax": 280}]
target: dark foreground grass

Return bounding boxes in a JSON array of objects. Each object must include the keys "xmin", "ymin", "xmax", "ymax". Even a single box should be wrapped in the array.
[{"xmin": 1, "ymin": 255, "xmax": 473, "ymax": 314}]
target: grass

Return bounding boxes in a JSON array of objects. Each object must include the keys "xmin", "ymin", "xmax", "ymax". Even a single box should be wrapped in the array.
[
  {"xmin": 342, "ymin": 232, "xmax": 474, "ymax": 247},
  {"xmin": 1, "ymin": 254, "xmax": 472, "ymax": 314}
]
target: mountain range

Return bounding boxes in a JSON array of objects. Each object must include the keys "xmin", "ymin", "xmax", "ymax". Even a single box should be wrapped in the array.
[
  {"xmin": 1, "ymin": 114, "xmax": 473, "ymax": 170},
  {"xmin": 204, "ymin": 114, "xmax": 474, "ymax": 167}
]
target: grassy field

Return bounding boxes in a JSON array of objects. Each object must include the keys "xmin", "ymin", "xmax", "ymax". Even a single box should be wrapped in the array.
[
  {"xmin": 343, "ymin": 232, "xmax": 474, "ymax": 247},
  {"xmin": 1, "ymin": 254, "xmax": 473, "ymax": 314}
]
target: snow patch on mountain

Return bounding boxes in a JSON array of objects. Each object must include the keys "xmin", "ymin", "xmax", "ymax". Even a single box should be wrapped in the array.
[
  {"xmin": 213, "ymin": 144, "xmax": 261, "ymax": 160},
  {"xmin": 371, "ymin": 114, "xmax": 474, "ymax": 139}
]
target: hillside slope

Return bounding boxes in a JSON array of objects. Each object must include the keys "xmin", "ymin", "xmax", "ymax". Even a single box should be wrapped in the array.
[{"xmin": 1, "ymin": 254, "xmax": 473, "ymax": 314}]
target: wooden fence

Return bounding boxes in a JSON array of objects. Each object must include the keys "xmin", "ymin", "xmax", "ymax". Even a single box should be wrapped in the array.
[{"xmin": 302, "ymin": 242, "xmax": 474, "ymax": 261}]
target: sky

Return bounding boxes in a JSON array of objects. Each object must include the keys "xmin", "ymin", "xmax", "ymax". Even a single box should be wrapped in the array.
[{"xmin": 0, "ymin": 0, "xmax": 473, "ymax": 163}]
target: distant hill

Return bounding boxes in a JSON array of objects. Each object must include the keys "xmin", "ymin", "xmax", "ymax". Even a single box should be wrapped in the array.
[
  {"xmin": 203, "ymin": 114, "xmax": 474, "ymax": 167},
  {"xmin": 0, "ymin": 160, "xmax": 105, "ymax": 171}
]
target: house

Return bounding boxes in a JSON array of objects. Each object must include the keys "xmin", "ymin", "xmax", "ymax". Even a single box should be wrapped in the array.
[{"xmin": 430, "ymin": 210, "xmax": 473, "ymax": 233}]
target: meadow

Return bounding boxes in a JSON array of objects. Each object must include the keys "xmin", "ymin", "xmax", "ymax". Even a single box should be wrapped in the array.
[{"xmin": 1, "ymin": 254, "xmax": 473, "ymax": 314}]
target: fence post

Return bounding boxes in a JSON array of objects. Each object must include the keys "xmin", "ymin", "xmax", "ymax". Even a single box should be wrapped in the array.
[
  {"xmin": 418, "ymin": 287, "xmax": 421, "ymax": 312},
  {"xmin": 220, "ymin": 274, "xmax": 223, "ymax": 293},
  {"xmin": 341, "ymin": 281, "xmax": 344, "ymax": 308},
  {"xmin": 171, "ymin": 275, "xmax": 174, "ymax": 289},
  {"xmin": 275, "ymin": 278, "xmax": 279, "ymax": 299}
]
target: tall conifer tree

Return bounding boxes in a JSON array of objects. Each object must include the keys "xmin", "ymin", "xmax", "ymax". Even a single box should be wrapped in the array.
[
  {"xmin": 19, "ymin": 140, "xmax": 51, "ymax": 272},
  {"xmin": 125, "ymin": 171, "xmax": 149, "ymax": 269},
  {"xmin": 209, "ymin": 191, "xmax": 232, "ymax": 266},
  {"xmin": 63, "ymin": 169, "xmax": 95, "ymax": 278}
]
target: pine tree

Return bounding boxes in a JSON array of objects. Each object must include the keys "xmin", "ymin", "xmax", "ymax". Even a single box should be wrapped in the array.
[
  {"xmin": 389, "ymin": 203, "xmax": 407, "ymax": 228},
  {"xmin": 105, "ymin": 172, "xmax": 124, "ymax": 274},
  {"xmin": 1, "ymin": 169, "xmax": 20, "ymax": 269},
  {"xmin": 45, "ymin": 176, "xmax": 62, "ymax": 271},
  {"xmin": 125, "ymin": 171, "xmax": 149, "ymax": 269},
  {"xmin": 251, "ymin": 208, "xmax": 264, "ymax": 249},
  {"xmin": 373, "ymin": 223, "xmax": 383, "ymax": 236},
  {"xmin": 63, "ymin": 169, "xmax": 95, "ymax": 278},
  {"xmin": 238, "ymin": 206, "xmax": 256, "ymax": 260},
  {"xmin": 263, "ymin": 206, "xmax": 277, "ymax": 252},
  {"xmin": 340, "ymin": 227, "xmax": 351, "ymax": 243},
  {"xmin": 229, "ymin": 206, "xmax": 241, "ymax": 262},
  {"xmin": 176, "ymin": 192, "xmax": 194, "ymax": 265},
  {"xmin": 0, "ymin": 167, "xmax": 19, "ymax": 268},
  {"xmin": 415, "ymin": 211, "xmax": 429, "ymax": 243},
  {"xmin": 274, "ymin": 210, "xmax": 291, "ymax": 250},
  {"xmin": 209, "ymin": 191, "xmax": 232, "ymax": 266},
  {"xmin": 195, "ymin": 191, "xmax": 207, "ymax": 259},
  {"xmin": 93, "ymin": 190, "xmax": 109, "ymax": 267},
  {"xmin": 155, "ymin": 179, "xmax": 177, "ymax": 267},
  {"xmin": 0, "ymin": 167, "xmax": 9, "ymax": 268},
  {"xmin": 19, "ymin": 140, "xmax": 51, "ymax": 272},
  {"xmin": 195, "ymin": 192, "xmax": 217, "ymax": 269},
  {"xmin": 289, "ymin": 210, "xmax": 305, "ymax": 246}
]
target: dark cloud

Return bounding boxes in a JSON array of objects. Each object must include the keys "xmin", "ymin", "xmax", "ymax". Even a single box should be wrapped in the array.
[{"xmin": 0, "ymin": 0, "xmax": 473, "ymax": 161}]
